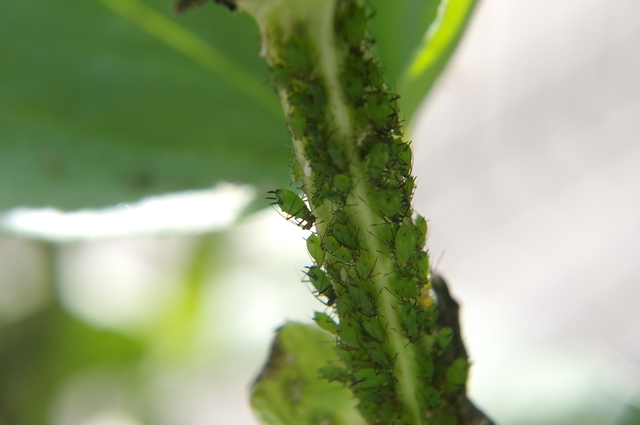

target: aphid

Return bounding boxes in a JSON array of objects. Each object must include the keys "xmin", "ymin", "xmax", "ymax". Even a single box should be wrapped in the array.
[
  {"xmin": 445, "ymin": 358, "xmax": 469, "ymax": 395},
  {"xmin": 288, "ymin": 108, "xmax": 307, "ymax": 139},
  {"xmin": 306, "ymin": 234, "xmax": 325, "ymax": 267},
  {"xmin": 335, "ymin": 0, "xmax": 367, "ymax": 48},
  {"xmin": 333, "ymin": 173, "xmax": 351, "ymax": 193},
  {"xmin": 313, "ymin": 186, "xmax": 344, "ymax": 206},
  {"xmin": 341, "ymin": 69, "xmax": 366, "ymax": 105},
  {"xmin": 422, "ymin": 385, "xmax": 440, "ymax": 408},
  {"xmin": 314, "ymin": 311, "xmax": 338, "ymax": 334},
  {"xmin": 354, "ymin": 369, "xmax": 393, "ymax": 389},
  {"xmin": 399, "ymin": 302, "xmax": 419, "ymax": 340},
  {"xmin": 394, "ymin": 221, "xmax": 416, "ymax": 267},
  {"xmin": 389, "ymin": 275, "xmax": 417, "ymax": 298},
  {"xmin": 337, "ymin": 318, "xmax": 361, "ymax": 347},
  {"xmin": 290, "ymin": 159, "xmax": 302, "ymax": 183},
  {"xmin": 282, "ymin": 27, "xmax": 316, "ymax": 76},
  {"xmin": 267, "ymin": 189, "xmax": 315, "ymax": 230},
  {"xmin": 361, "ymin": 317, "xmax": 385, "ymax": 342},
  {"xmin": 348, "ymin": 282, "xmax": 374, "ymax": 314},
  {"xmin": 365, "ymin": 92, "xmax": 393, "ymax": 128},
  {"xmin": 355, "ymin": 255, "xmax": 374, "ymax": 279},
  {"xmin": 331, "ymin": 222, "xmax": 358, "ymax": 249},
  {"xmin": 366, "ymin": 342, "xmax": 390, "ymax": 367},
  {"xmin": 319, "ymin": 365, "xmax": 350, "ymax": 383},
  {"xmin": 374, "ymin": 189, "xmax": 402, "ymax": 218},
  {"xmin": 321, "ymin": 235, "xmax": 340, "ymax": 253},
  {"xmin": 367, "ymin": 59, "xmax": 385, "ymax": 90},
  {"xmin": 435, "ymin": 327, "xmax": 453, "ymax": 352},
  {"xmin": 414, "ymin": 214, "xmax": 428, "ymax": 249},
  {"xmin": 333, "ymin": 246, "xmax": 353, "ymax": 263},
  {"xmin": 412, "ymin": 250, "xmax": 430, "ymax": 275},
  {"xmin": 306, "ymin": 266, "xmax": 336, "ymax": 304}
]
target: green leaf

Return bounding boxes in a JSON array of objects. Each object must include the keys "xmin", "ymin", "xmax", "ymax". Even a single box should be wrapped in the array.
[
  {"xmin": 0, "ymin": 0, "xmax": 288, "ymax": 211},
  {"xmin": 251, "ymin": 322, "xmax": 366, "ymax": 425},
  {"xmin": 369, "ymin": 0, "xmax": 480, "ymax": 124},
  {"xmin": 0, "ymin": 304, "xmax": 144, "ymax": 425}
]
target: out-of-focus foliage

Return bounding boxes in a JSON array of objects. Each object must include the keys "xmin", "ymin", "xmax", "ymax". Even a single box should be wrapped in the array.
[
  {"xmin": 369, "ymin": 0, "xmax": 480, "ymax": 120},
  {"xmin": 0, "ymin": 0, "xmax": 287, "ymax": 211},
  {"xmin": 0, "ymin": 304, "xmax": 144, "ymax": 425},
  {"xmin": 0, "ymin": 0, "xmax": 477, "ymax": 212}
]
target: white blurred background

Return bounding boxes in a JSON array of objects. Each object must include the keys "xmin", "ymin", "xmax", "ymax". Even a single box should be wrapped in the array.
[{"xmin": 1, "ymin": 0, "xmax": 639, "ymax": 424}]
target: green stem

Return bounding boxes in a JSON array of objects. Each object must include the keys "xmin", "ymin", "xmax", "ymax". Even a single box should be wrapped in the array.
[{"xmin": 225, "ymin": 0, "xmax": 471, "ymax": 423}]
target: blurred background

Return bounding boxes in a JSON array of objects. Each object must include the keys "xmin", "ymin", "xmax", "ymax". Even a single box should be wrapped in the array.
[{"xmin": 1, "ymin": 0, "xmax": 639, "ymax": 424}]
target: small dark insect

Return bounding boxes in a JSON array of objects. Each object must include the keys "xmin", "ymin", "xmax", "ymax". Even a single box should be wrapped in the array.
[{"xmin": 174, "ymin": 0, "xmax": 236, "ymax": 14}]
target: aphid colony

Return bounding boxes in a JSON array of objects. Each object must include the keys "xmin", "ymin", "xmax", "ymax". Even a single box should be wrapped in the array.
[{"xmin": 265, "ymin": 0, "xmax": 469, "ymax": 423}]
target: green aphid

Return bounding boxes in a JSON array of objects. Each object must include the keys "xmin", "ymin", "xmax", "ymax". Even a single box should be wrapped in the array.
[
  {"xmin": 445, "ymin": 358, "xmax": 469, "ymax": 394},
  {"xmin": 306, "ymin": 234, "xmax": 324, "ymax": 267},
  {"xmin": 367, "ymin": 142, "xmax": 390, "ymax": 173},
  {"xmin": 366, "ymin": 92, "xmax": 393, "ymax": 128},
  {"xmin": 337, "ymin": 319, "xmax": 360, "ymax": 347},
  {"xmin": 366, "ymin": 342, "xmax": 390, "ymax": 367},
  {"xmin": 403, "ymin": 176, "xmax": 416, "ymax": 198},
  {"xmin": 413, "ymin": 250, "xmax": 430, "ymax": 275},
  {"xmin": 319, "ymin": 365, "xmax": 349, "ymax": 383},
  {"xmin": 375, "ymin": 189, "xmax": 402, "ymax": 217},
  {"xmin": 334, "ymin": 209, "xmax": 349, "ymax": 224},
  {"xmin": 306, "ymin": 266, "xmax": 336, "ymax": 304},
  {"xmin": 269, "ymin": 63, "xmax": 291, "ymax": 90},
  {"xmin": 267, "ymin": 189, "xmax": 315, "ymax": 230},
  {"xmin": 421, "ymin": 356, "xmax": 435, "ymax": 381},
  {"xmin": 288, "ymin": 108, "xmax": 307, "ymax": 139},
  {"xmin": 321, "ymin": 235, "xmax": 340, "ymax": 253},
  {"xmin": 355, "ymin": 255, "xmax": 374, "ymax": 279},
  {"xmin": 332, "ymin": 222, "xmax": 357, "ymax": 249},
  {"xmin": 334, "ymin": 246, "xmax": 353, "ymax": 262},
  {"xmin": 342, "ymin": 70, "xmax": 366, "ymax": 104},
  {"xmin": 361, "ymin": 317, "xmax": 385, "ymax": 342},
  {"xmin": 436, "ymin": 326, "xmax": 454, "ymax": 351},
  {"xmin": 415, "ymin": 214, "xmax": 428, "ymax": 249},
  {"xmin": 395, "ymin": 221, "xmax": 417, "ymax": 267},
  {"xmin": 354, "ymin": 369, "xmax": 392, "ymax": 389},
  {"xmin": 314, "ymin": 311, "xmax": 338, "ymax": 334},
  {"xmin": 400, "ymin": 303, "xmax": 419, "ymax": 339},
  {"xmin": 421, "ymin": 385, "xmax": 440, "ymax": 408},
  {"xmin": 290, "ymin": 159, "xmax": 302, "ymax": 183},
  {"xmin": 289, "ymin": 92, "xmax": 322, "ymax": 120},
  {"xmin": 333, "ymin": 173, "xmax": 351, "ymax": 192},
  {"xmin": 367, "ymin": 59, "xmax": 385, "ymax": 89},
  {"xmin": 283, "ymin": 29, "xmax": 315, "ymax": 75},
  {"xmin": 335, "ymin": 289, "xmax": 355, "ymax": 317},
  {"xmin": 327, "ymin": 142, "xmax": 347, "ymax": 170},
  {"xmin": 313, "ymin": 186, "xmax": 344, "ymax": 206},
  {"xmin": 335, "ymin": 0, "xmax": 367, "ymax": 48},
  {"xmin": 390, "ymin": 275, "xmax": 417, "ymax": 298},
  {"xmin": 348, "ymin": 282, "xmax": 374, "ymax": 314},
  {"xmin": 392, "ymin": 140, "xmax": 413, "ymax": 174}
]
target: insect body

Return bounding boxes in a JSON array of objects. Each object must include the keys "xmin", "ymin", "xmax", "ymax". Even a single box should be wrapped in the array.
[{"xmin": 267, "ymin": 189, "xmax": 316, "ymax": 230}]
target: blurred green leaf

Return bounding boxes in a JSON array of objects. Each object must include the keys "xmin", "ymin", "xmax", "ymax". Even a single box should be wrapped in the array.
[
  {"xmin": 0, "ymin": 304, "xmax": 143, "ymax": 425},
  {"xmin": 0, "ymin": 0, "xmax": 289, "ymax": 211},
  {"xmin": 369, "ymin": 0, "xmax": 479, "ymax": 125},
  {"xmin": 617, "ymin": 402, "xmax": 640, "ymax": 425},
  {"xmin": 251, "ymin": 321, "xmax": 367, "ymax": 425}
]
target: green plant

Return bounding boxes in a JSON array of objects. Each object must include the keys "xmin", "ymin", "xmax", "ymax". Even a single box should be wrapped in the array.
[
  {"xmin": 177, "ymin": 0, "xmax": 491, "ymax": 423},
  {"xmin": 0, "ymin": 0, "xmax": 490, "ymax": 423}
]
